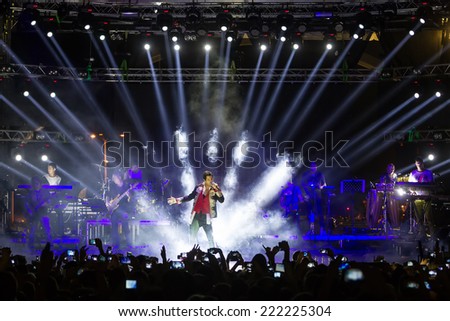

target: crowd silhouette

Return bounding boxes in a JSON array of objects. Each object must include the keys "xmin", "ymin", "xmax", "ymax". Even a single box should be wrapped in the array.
[{"xmin": 0, "ymin": 239, "xmax": 449, "ymax": 300}]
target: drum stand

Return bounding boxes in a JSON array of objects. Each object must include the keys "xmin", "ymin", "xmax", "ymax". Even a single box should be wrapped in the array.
[
  {"xmin": 380, "ymin": 186, "xmax": 391, "ymax": 236},
  {"xmin": 407, "ymin": 197, "xmax": 415, "ymax": 234}
]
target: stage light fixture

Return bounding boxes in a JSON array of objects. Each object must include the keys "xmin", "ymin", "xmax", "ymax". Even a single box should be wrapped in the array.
[
  {"xmin": 186, "ymin": 8, "xmax": 201, "ymax": 26},
  {"xmin": 156, "ymin": 12, "xmax": 173, "ymax": 31},
  {"xmin": 41, "ymin": 154, "xmax": 49, "ymax": 162},
  {"xmin": 23, "ymin": 91, "xmax": 29, "ymax": 97},
  {"xmin": 435, "ymin": 91, "xmax": 441, "ymax": 98},
  {"xmin": 204, "ymin": 44, "xmax": 211, "ymax": 51},
  {"xmin": 260, "ymin": 44, "xmax": 267, "ymax": 51},
  {"xmin": 277, "ymin": 12, "xmax": 294, "ymax": 31},
  {"xmin": 280, "ymin": 36, "xmax": 286, "ymax": 42},
  {"xmin": 217, "ymin": 12, "xmax": 233, "ymax": 32},
  {"xmin": 416, "ymin": 4, "xmax": 433, "ymax": 22},
  {"xmin": 50, "ymin": 92, "xmax": 56, "ymax": 98},
  {"xmin": 326, "ymin": 43, "xmax": 333, "ymax": 50},
  {"xmin": 409, "ymin": 30, "xmax": 415, "ymax": 36},
  {"xmin": 47, "ymin": 31, "xmax": 53, "ymax": 38},
  {"xmin": 247, "ymin": 9, "xmax": 262, "ymax": 38},
  {"xmin": 174, "ymin": 44, "xmax": 180, "ymax": 51},
  {"xmin": 169, "ymin": 28, "xmax": 181, "ymax": 42},
  {"xmin": 292, "ymin": 43, "xmax": 299, "ymax": 50},
  {"xmin": 196, "ymin": 25, "xmax": 208, "ymax": 37},
  {"xmin": 84, "ymin": 24, "xmax": 91, "ymax": 31},
  {"xmin": 99, "ymin": 34, "xmax": 106, "ymax": 41},
  {"xmin": 15, "ymin": 154, "xmax": 22, "ymax": 161},
  {"xmin": 334, "ymin": 21, "xmax": 344, "ymax": 33},
  {"xmin": 428, "ymin": 154, "xmax": 435, "ymax": 161},
  {"xmin": 356, "ymin": 11, "xmax": 373, "ymax": 30},
  {"xmin": 353, "ymin": 33, "xmax": 359, "ymax": 39},
  {"xmin": 144, "ymin": 43, "xmax": 150, "ymax": 51},
  {"xmin": 414, "ymin": 92, "xmax": 420, "ymax": 99}
]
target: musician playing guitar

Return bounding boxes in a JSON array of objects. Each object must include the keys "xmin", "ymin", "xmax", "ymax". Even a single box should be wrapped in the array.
[
  {"xmin": 106, "ymin": 171, "xmax": 134, "ymax": 249},
  {"xmin": 25, "ymin": 176, "xmax": 53, "ymax": 249}
]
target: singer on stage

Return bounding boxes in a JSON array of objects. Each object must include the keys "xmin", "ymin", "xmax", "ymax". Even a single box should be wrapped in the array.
[{"xmin": 167, "ymin": 170, "xmax": 224, "ymax": 248}]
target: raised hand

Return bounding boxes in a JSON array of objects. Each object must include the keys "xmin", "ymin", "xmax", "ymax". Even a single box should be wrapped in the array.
[{"xmin": 167, "ymin": 196, "xmax": 177, "ymax": 205}]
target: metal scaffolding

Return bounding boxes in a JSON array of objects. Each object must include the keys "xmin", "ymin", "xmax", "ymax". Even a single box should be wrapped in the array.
[{"xmin": 1, "ymin": 63, "xmax": 450, "ymax": 83}]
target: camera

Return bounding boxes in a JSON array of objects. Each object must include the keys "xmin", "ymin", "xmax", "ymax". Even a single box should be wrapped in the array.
[
  {"xmin": 429, "ymin": 270, "xmax": 437, "ymax": 278},
  {"xmin": 145, "ymin": 262, "xmax": 152, "ymax": 269},
  {"xmin": 307, "ymin": 262, "xmax": 316, "ymax": 268},
  {"xmin": 177, "ymin": 252, "xmax": 188, "ymax": 259},
  {"xmin": 170, "ymin": 261, "xmax": 185, "ymax": 270},
  {"xmin": 344, "ymin": 268, "xmax": 364, "ymax": 282},
  {"xmin": 320, "ymin": 248, "xmax": 328, "ymax": 254},
  {"xmin": 67, "ymin": 249, "xmax": 75, "ymax": 256},
  {"xmin": 406, "ymin": 281, "xmax": 419, "ymax": 289},
  {"xmin": 106, "ymin": 246, "xmax": 112, "ymax": 255},
  {"xmin": 120, "ymin": 256, "xmax": 131, "ymax": 264},
  {"xmin": 125, "ymin": 280, "xmax": 137, "ymax": 290},
  {"xmin": 407, "ymin": 260, "xmax": 414, "ymax": 267},
  {"xmin": 88, "ymin": 239, "xmax": 96, "ymax": 245},
  {"xmin": 273, "ymin": 271, "xmax": 282, "ymax": 278},
  {"xmin": 275, "ymin": 263, "xmax": 285, "ymax": 273}
]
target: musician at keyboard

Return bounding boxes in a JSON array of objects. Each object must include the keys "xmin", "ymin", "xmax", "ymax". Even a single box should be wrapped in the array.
[
  {"xmin": 43, "ymin": 162, "xmax": 62, "ymax": 186},
  {"xmin": 408, "ymin": 157, "xmax": 434, "ymax": 238}
]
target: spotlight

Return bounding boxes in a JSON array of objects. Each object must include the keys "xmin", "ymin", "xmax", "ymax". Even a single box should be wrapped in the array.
[
  {"xmin": 260, "ymin": 44, "xmax": 267, "ymax": 51},
  {"xmin": 90, "ymin": 133, "xmax": 96, "ymax": 139},
  {"xmin": 47, "ymin": 31, "xmax": 53, "ymax": 38},
  {"xmin": 99, "ymin": 34, "xmax": 106, "ymax": 41},
  {"xmin": 358, "ymin": 24, "xmax": 364, "ymax": 30},
  {"xmin": 292, "ymin": 43, "xmax": 299, "ymax": 50},
  {"xmin": 326, "ymin": 43, "xmax": 333, "ymax": 50},
  {"xmin": 217, "ymin": 12, "xmax": 233, "ymax": 32},
  {"xmin": 41, "ymin": 154, "xmax": 49, "ymax": 162},
  {"xmin": 169, "ymin": 28, "xmax": 181, "ymax": 42},
  {"xmin": 23, "ymin": 91, "xmax": 30, "ymax": 97},
  {"xmin": 144, "ymin": 43, "xmax": 150, "ymax": 51},
  {"xmin": 204, "ymin": 44, "xmax": 211, "ymax": 51},
  {"xmin": 30, "ymin": 20, "xmax": 37, "ymax": 26},
  {"xmin": 353, "ymin": 34, "xmax": 359, "ymax": 39},
  {"xmin": 420, "ymin": 18, "xmax": 426, "ymax": 24},
  {"xmin": 50, "ymin": 92, "xmax": 56, "ymax": 98},
  {"xmin": 227, "ymin": 36, "xmax": 233, "ymax": 42},
  {"xmin": 280, "ymin": 36, "xmax": 286, "ymax": 42},
  {"xmin": 157, "ymin": 12, "xmax": 173, "ymax": 32},
  {"xmin": 174, "ymin": 44, "xmax": 180, "ymax": 51},
  {"xmin": 84, "ymin": 24, "xmax": 91, "ymax": 31},
  {"xmin": 277, "ymin": 12, "xmax": 294, "ymax": 31},
  {"xmin": 409, "ymin": 30, "xmax": 415, "ymax": 36},
  {"xmin": 15, "ymin": 154, "xmax": 23, "ymax": 162},
  {"xmin": 414, "ymin": 93, "xmax": 420, "ymax": 99},
  {"xmin": 435, "ymin": 91, "xmax": 441, "ymax": 97},
  {"xmin": 428, "ymin": 154, "xmax": 435, "ymax": 161}
]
